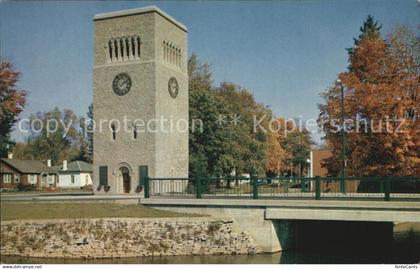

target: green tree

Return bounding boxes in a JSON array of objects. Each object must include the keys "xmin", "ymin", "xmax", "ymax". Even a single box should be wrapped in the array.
[
  {"xmin": 215, "ymin": 82, "xmax": 270, "ymax": 176},
  {"xmin": 84, "ymin": 103, "xmax": 94, "ymax": 162},
  {"xmin": 189, "ymin": 54, "xmax": 278, "ymax": 178},
  {"xmin": 0, "ymin": 61, "xmax": 26, "ymax": 157},
  {"xmin": 188, "ymin": 54, "xmax": 236, "ymax": 177},
  {"xmin": 73, "ymin": 114, "xmax": 90, "ymax": 163},
  {"xmin": 282, "ymin": 128, "xmax": 312, "ymax": 177},
  {"xmin": 13, "ymin": 108, "xmax": 84, "ymax": 165}
]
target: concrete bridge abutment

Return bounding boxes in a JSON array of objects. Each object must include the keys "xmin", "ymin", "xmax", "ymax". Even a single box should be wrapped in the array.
[
  {"xmin": 141, "ymin": 198, "xmax": 420, "ymax": 253},
  {"xmin": 146, "ymin": 205, "xmax": 285, "ymax": 252}
]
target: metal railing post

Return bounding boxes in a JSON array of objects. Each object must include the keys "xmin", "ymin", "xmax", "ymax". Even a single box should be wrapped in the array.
[
  {"xmin": 315, "ymin": 176, "xmax": 321, "ymax": 200},
  {"xmin": 196, "ymin": 177, "xmax": 202, "ymax": 199},
  {"xmin": 379, "ymin": 178, "xmax": 384, "ymax": 193},
  {"xmin": 384, "ymin": 177, "xmax": 390, "ymax": 201},
  {"xmin": 252, "ymin": 177, "xmax": 258, "ymax": 199},
  {"xmin": 301, "ymin": 178, "xmax": 305, "ymax": 193},
  {"xmin": 144, "ymin": 176, "xmax": 150, "ymax": 198}
]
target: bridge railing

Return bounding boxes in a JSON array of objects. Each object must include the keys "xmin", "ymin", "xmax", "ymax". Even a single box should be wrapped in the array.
[
  {"xmin": 144, "ymin": 176, "xmax": 254, "ymax": 198},
  {"xmin": 145, "ymin": 177, "xmax": 195, "ymax": 198},
  {"xmin": 254, "ymin": 177, "xmax": 313, "ymax": 199},
  {"xmin": 144, "ymin": 176, "xmax": 420, "ymax": 201}
]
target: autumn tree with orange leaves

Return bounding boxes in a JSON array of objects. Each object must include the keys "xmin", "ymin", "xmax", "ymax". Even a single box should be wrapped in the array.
[
  {"xmin": 0, "ymin": 61, "xmax": 27, "ymax": 157},
  {"xmin": 265, "ymin": 118, "xmax": 290, "ymax": 176},
  {"xmin": 319, "ymin": 19, "xmax": 419, "ymax": 176}
]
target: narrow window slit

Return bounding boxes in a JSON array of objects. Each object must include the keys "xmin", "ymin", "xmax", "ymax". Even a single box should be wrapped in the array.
[
  {"xmin": 108, "ymin": 40, "xmax": 113, "ymax": 61},
  {"xmin": 125, "ymin": 38, "xmax": 130, "ymax": 59},
  {"xmin": 120, "ymin": 39, "xmax": 124, "ymax": 58},
  {"xmin": 131, "ymin": 37, "xmax": 136, "ymax": 58},
  {"xmin": 137, "ymin": 37, "xmax": 141, "ymax": 58},
  {"xmin": 114, "ymin": 40, "xmax": 118, "ymax": 60},
  {"xmin": 111, "ymin": 124, "xmax": 116, "ymax": 140}
]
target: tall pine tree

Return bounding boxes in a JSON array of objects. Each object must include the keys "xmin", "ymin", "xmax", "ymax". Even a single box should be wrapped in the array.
[{"xmin": 347, "ymin": 15, "xmax": 382, "ymax": 70}]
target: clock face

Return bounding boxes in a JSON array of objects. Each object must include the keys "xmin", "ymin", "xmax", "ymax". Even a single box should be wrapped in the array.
[
  {"xmin": 168, "ymin": 77, "xmax": 179, "ymax": 99},
  {"xmin": 112, "ymin": 73, "xmax": 131, "ymax": 96}
]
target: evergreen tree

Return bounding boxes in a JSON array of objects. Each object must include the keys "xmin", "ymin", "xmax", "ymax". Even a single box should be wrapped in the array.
[{"xmin": 347, "ymin": 15, "xmax": 382, "ymax": 69}]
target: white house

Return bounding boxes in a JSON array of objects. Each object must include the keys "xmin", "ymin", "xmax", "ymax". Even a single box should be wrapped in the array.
[{"xmin": 56, "ymin": 161, "xmax": 93, "ymax": 188}]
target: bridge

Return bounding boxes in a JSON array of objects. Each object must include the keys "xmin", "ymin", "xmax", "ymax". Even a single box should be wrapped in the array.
[
  {"xmin": 2, "ymin": 176, "xmax": 418, "ymax": 253},
  {"xmin": 140, "ymin": 176, "xmax": 420, "ymax": 252}
]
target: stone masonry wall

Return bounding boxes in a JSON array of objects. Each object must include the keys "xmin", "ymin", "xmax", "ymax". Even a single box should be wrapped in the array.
[{"xmin": 0, "ymin": 218, "xmax": 261, "ymax": 259}]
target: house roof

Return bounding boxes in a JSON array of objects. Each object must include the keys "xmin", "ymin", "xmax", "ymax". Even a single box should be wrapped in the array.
[
  {"xmin": 57, "ymin": 161, "xmax": 93, "ymax": 173},
  {"xmin": 1, "ymin": 158, "xmax": 57, "ymax": 174}
]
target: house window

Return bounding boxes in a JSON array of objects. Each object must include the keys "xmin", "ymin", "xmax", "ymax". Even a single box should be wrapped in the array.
[
  {"xmin": 47, "ymin": 175, "xmax": 54, "ymax": 184},
  {"xmin": 85, "ymin": 175, "xmax": 89, "ymax": 185},
  {"xmin": 3, "ymin": 174, "xmax": 12, "ymax": 183},
  {"xmin": 71, "ymin": 175, "xmax": 75, "ymax": 184},
  {"xmin": 14, "ymin": 174, "xmax": 20, "ymax": 183},
  {"xmin": 28, "ymin": 175, "xmax": 37, "ymax": 184}
]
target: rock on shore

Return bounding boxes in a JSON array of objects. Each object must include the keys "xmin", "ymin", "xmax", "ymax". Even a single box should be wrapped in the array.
[{"xmin": 1, "ymin": 218, "xmax": 262, "ymax": 259}]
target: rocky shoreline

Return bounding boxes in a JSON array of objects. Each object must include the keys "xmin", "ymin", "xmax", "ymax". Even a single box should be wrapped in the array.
[{"xmin": 0, "ymin": 218, "xmax": 262, "ymax": 259}]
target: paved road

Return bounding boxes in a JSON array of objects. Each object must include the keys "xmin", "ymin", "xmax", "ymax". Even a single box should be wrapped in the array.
[
  {"xmin": 1, "ymin": 192, "xmax": 138, "ymax": 202},
  {"xmin": 1, "ymin": 191, "xmax": 419, "ymax": 202},
  {"xmin": 141, "ymin": 197, "xmax": 420, "ymax": 210}
]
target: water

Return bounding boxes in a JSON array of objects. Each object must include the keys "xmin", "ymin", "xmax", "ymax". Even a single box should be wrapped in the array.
[{"xmin": 2, "ymin": 229, "xmax": 419, "ymax": 264}]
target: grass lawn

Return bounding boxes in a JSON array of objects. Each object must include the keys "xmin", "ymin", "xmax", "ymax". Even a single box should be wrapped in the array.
[{"xmin": 0, "ymin": 202, "xmax": 202, "ymax": 221}]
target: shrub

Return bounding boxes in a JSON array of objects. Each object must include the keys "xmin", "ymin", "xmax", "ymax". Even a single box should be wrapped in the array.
[
  {"xmin": 17, "ymin": 183, "xmax": 36, "ymax": 192},
  {"xmin": 147, "ymin": 242, "xmax": 161, "ymax": 252},
  {"xmin": 207, "ymin": 222, "xmax": 222, "ymax": 235},
  {"xmin": 135, "ymin": 185, "xmax": 143, "ymax": 193},
  {"xmin": 81, "ymin": 185, "xmax": 93, "ymax": 191}
]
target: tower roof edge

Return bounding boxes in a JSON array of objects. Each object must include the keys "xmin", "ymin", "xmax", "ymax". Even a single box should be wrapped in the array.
[{"xmin": 93, "ymin": 5, "xmax": 188, "ymax": 33}]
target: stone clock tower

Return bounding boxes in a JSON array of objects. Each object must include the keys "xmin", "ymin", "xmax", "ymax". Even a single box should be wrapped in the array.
[{"xmin": 92, "ymin": 6, "xmax": 188, "ymax": 194}]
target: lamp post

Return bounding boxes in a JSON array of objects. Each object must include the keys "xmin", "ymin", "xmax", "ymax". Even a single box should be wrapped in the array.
[
  {"xmin": 306, "ymin": 158, "xmax": 311, "ymax": 177},
  {"xmin": 306, "ymin": 158, "xmax": 311, "ymax": 192},
  {"xmin": 336, "ymin": 79, "xmax": 346, "ymax": 193}
]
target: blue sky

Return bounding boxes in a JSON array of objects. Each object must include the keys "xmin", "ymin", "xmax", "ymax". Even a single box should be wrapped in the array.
[{"xmin": 1, "ymin": 0, "xmax": 418, "ymax": 143}]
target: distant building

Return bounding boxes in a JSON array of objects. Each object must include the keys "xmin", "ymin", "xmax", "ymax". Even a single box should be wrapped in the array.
[
  {"xmin": 309, "ymin": 149, "xmax": 361, "ymax": 192},
  {"xmin": 55, "ymin": 160, "xmax": 93, "ymax": 188},
  {"xmin": 309, "ymin": 149, "xmax": 332, "ymax": 177},
  {"xmin": 0, "ymin": 158, "xmax": 57, "ymax": 190}
]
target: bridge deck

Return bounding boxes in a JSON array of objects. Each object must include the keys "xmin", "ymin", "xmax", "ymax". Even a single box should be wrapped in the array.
[
  {"xmin": 140, "ymin": 197, "xmax": 420, "ymax": 210},
  {"xmin": 147, "ymin": 192, "xmax": 420, "ymax": 200},
  {"xmin": 141, "ymin": 198, "xmax": 420, "ymax": 223}
]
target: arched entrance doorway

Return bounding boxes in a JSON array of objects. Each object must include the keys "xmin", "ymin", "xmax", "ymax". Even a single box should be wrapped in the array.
[{"xmin": 119, "ymin": 166, "xmax": 131, "ymax": 193}]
